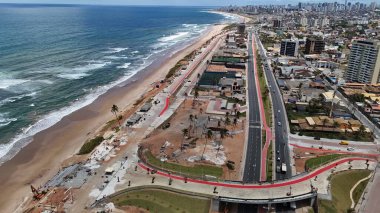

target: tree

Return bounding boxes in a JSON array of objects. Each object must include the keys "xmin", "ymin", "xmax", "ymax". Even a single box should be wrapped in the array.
[
  {"xmin": 233, "ymin": 118, "xmax": 238, "ymax": 126},
  {"xmin": 194, "ymin": 87, "xmax": 199, "ymax": 107},
  {"xmin": 189, "ymin": 114, "xmax": 194, "ymax": 123},
  {"xmin": 358, "ymin": 125, "xmax": 366, "ymax": 137},
  {"xmin": 225, "ymin": 117, "xmax": 231, "ymax": 126},
  {"xmin": 201, "ymin": 130, "xmax": 213, "ymax": 160},
  {"xmin": 181, "ymin": 128, "xmax": 189, "ymax": 151},
  {"xmin": 111, "ymin": 104, "xmax": 121, "ymax": 126},
  {"xmin": 333, "ymin": 121, "xmax": 339, "ymax": 130},
  {"xmin": 217, "ymin": 129, "xmax": 228, "ymax": 157},
  {"xmin": 236, "ymin": 111, "xmax": 241, "ymax": 119},
  {"xmin": 322, "ymin": 118, "xmax": 328, "ymax": 131},
  {"xmin": 298, "ymin": 82, "xmax": 303, "ymax": 100}
]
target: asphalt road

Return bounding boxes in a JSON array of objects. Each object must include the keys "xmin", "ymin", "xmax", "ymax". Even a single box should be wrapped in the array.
[
  {"xmin": 242, "ymin": 32, "xmax": 262, "ymax": 183},
  {"xmin": 253, "ymin": 31, "xmax": 292, "ymax": 180}
]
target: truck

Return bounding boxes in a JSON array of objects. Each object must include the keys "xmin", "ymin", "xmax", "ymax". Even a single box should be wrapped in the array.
[{"xmin": 281, "ymin": 163, "xmax": 287, "ymax": 173}]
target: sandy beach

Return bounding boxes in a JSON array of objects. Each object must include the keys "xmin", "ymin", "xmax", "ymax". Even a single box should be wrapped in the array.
[{"xmin": 0, "ymin": 24, "xmax": 226, "ymax": 212}]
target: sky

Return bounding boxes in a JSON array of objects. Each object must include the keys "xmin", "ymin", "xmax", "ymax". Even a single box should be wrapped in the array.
[{"xmin": 0, "ymin": 0, "xmax": 374, "ymax": 6}]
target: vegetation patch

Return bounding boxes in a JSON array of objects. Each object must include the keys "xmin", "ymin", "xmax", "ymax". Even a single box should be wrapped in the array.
[
  {"xmin": 352, "ymin": 178, "xmax": 370, "ymax": 205},
  {"xmin": 305, "ymin": 154, "xmax": 344, "ymax": 171},
  {"xmin": 318, "ymin": 170, "xmax": 371, "ymax": 213},
  {"xmin": 144, "ymin": 150, "xmax": 223, "ymax": 178},
  {"xmin": 111, "ymin": 189, "xmax": 210, "ymax": 213},
  {"xmin": 78, "ymin": 136, "xmax": 104, "ymax": 155},
  {"xmin": 266, "ymin": 142, "xmax": 273, "ymax": 181}
]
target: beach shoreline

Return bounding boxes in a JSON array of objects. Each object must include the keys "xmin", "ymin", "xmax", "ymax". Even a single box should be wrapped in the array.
[{"xmin": 0, "ymin": 24, "xmax": 227, "ymax": 212}]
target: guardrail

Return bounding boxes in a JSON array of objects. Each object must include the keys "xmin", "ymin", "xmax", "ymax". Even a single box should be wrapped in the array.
[{"xmin": 218, "ymin": 191, "xmax": 317, "ymax": 204}]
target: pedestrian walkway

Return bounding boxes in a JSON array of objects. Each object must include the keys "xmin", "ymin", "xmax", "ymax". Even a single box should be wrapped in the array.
[
  {"xmin": 250, "ymin": 33, "xmax": 272, "ymax": 181},
  {"xmin": 106, "ymin": 157, "xmax": 375, "ymax": 203}
]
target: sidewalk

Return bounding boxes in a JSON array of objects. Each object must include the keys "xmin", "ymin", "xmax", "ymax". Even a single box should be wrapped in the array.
[{"xmin": 104, "ymin": 157, "xmax": 376, "ymax": 203}]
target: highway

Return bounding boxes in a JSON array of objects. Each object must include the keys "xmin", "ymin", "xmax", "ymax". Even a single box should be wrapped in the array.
[
  {"xmin": 253, "ymin": 31, "xmax": 292, "ymax": 180},
  {"xmin": 242, "ymin": 31, "xmax": 262, "ymax": 183},
  {"xmin": 238, "ymin": 31, "xmax": 263, "ymax": 213}
]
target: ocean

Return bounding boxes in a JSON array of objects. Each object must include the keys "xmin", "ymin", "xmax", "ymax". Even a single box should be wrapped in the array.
[{"xmin": 0, "ymin": 4, "xmax": 238, "ymax": 163}]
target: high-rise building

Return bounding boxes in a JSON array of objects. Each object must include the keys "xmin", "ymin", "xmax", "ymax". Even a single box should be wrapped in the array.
[
  {"xmin": 280, "ymin": 39, "xmax": 299, "ymax": 57},
  {"xmin": 299, "ymin": 17, "xmax": 308, "ymax": 26},
  {"xmin": 345, "ymin": 40, "xmax": 380, "ymax": 84},
  {"xmin": 305, "ymin": 37, "xmax": 325, "ymax": 54},
  {"xmin": 273, "ymin": 19, "xmax": 282, "ymax": 28},
  {"xmin": 237, "ymin": 23, "xmax": 246, "ymax": 34}
]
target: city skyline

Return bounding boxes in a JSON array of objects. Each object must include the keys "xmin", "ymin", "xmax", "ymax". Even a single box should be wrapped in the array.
[{"xmin": 0, "ymin": 0, "xmax": 376, "ymax": 6}]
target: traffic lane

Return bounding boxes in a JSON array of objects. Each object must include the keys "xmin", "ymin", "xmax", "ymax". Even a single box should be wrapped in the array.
[
  {"xmin": 243, "ymin": 34, "xmax": 262, "ymax": 183},
  {"xmin": 289, "ymin": 135, "xmax": 380, "ymax": 150},
  {"xmin": 243, "ymin": 128, "xmax": 261, "ymax": 182},
  {"xmin": 264, "ymin": 65, "xmax": 291, "ymax": 179}
]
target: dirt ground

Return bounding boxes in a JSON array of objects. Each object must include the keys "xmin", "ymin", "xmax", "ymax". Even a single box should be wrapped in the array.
[
  {"xmin": 293, "ymin": 147, "xmax": 332, "ymax": 173},
  {"xmin": 141, "ymin": 99, "xmax": 246, "ymax": 180}
]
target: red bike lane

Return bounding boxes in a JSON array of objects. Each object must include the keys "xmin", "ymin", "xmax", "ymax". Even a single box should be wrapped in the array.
[
  {"xmin": 250, "ymin": 34, "xmax": 272, "ymax": 181},
  {"xmin": 138, "ymin": 157, "xmax": 373, "ymax": 189}
]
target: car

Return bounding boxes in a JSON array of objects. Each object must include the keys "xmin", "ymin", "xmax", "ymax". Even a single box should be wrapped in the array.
[
  {"xmin": 314, "ymin": 137, "xmax": 320, "ymax": 140},
  {"xmin": 277, "ymin": 157, "xmax": 281, "ymax": 161},
  {"xmin": 347, "ymin": 147, "xmax": 355, "ymax": 151},
  {"xmin": 276, "ymin": 166, "xmax": 281, "ymax": 173},
  {"xmin": 277, "ymin": 150, "xmax": 280, "ymax": 154},
  {"xmin": 278, "ymin": 110, "xmax": 280, "ymax": 113},
  {"xmin": 278, "ymin": 122, "xmax": 281, "ymax": 126}
]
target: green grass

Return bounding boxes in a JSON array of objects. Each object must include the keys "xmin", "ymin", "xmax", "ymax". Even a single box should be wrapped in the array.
[
  {"xmin": 319, "ymin": 170, "xmax": 372, "ymax": 213},
  {"xmin": 78, "ymin": 136, "xmax": 104, "ymax": 155},
  {"xmin": 266, "ymin": 142, "xmax": 273, "ymax": 181},
  {"xmin": 305, "ymin": 154, "xmax": 344, "ymax": 171},
  {"xmin": 144, "ymin": 151, "xmax": 223, "ymax": 178},
  {"xmin": 111, "ymin": 189, "xmax": 210, "ymax": 213},
  {"xmin": 301, "ymin": 131, "xmax": 374, "ymax": 142},
  {"xmin": 352, "ymin": 178, "xmax": 370, "ymax": 205},
  {"xmin": 256, "ymin": 50, "xmax": 272, "ymax": 126}
]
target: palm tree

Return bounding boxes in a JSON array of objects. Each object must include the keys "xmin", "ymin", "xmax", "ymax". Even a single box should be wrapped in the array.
[
  {"xmin": 217, "ymin": 129, "xmax": 228, "ymax": 157},
  {"xmin": 181, "ymin": 128, "xmax": 189, "ymax": 151},
  {"xmin": 322, "ymin": 118, "xmax": 328, "ymax": 131},
  {"xmin": 333, "ymin": 121, "xmax": 339, "ymax": 131},
  {"xmin": 225, "ymin": 117, "xmax": 231, "ymax": 127},
  {"xmin": 189, "ymin": 114, "xmax": 194, "ymax": 123},
  {"xmin": 233, "ymin": 118, "xmax": 238, "ymax": 126},
  {"xmin": 111, "ymin": 104, "xmax": 121, "ymax": 126},
  {"xmin": 201, "ymin": 130, "xmax": 213, "ymax": 160}
]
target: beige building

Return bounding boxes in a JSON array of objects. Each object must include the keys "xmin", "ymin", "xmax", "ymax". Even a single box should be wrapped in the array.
[{"xmin": 345, "ymin": 40, "xmax": 380, "ymax": 84}]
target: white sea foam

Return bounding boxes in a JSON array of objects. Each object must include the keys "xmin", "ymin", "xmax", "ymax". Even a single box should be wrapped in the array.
[
  {"xmin": 0, "ymin": 113, "xmax": 17, "ymax": 128},
  {"xmin": 159, "ymin": 31, "xmax": 189, "ymax": 43},
  {"xmin": 104, "ymin": 55, "xmax": 129, "ymax": 60},
  {"xmin": 0, "ymin": 92, "xmax": 37, "ymax": 106},
  {"xmin": 0, "ymin": 56, "xmax": 155, "ymax": 165},
  {"xmin": 105, "ymin": 47, "xmax": 129, "ymax": 53},
  {"xmin": 131, "ymin": 50, "xmax": 139, "ymax": 54},
  {"xmin": 116, "ymin": 63, "xmax": 131, "ymax": 69},
  {"xmin": 0, "ymin": 79, "xmax": 30, "ymax": 90},
  {"xmin": 0, "ymin": 21, "xmax": 215, "ymax": 166},
  {"xmin": 202, "ymin": 10, "xmax": 243, "ymax": 23},
  {"xmin": 57, "ymin": 61, "xmax": 111, "ymax": 80}
]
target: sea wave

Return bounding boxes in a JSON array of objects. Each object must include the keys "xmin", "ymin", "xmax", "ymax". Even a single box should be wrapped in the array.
[
  {"xmin": 0, "ymin": 91, "xmax": 37, "ymax": 106},
  {"xmin": 0, "ymin": 113, "xmax": 17, "ymax": 128},
  {"xmin": 159, "ymin": 31, "xmax": 190, "ymax": 43},
  {"xmin": 0, "ymin": 18, "xmax": 217, "ymax": 165},
  {"xmin": 0, "ymin": 53, "xmax": 156, "ymax": 165},
  {"xmin": 116, "ymin": 63, "xmax": 131, "ymax": 69},
  {"xmin": 57, "ymin": 61, "xmax": 111, "ymax": 80},
  {"xmin": 104, "ymin": 47, "xmax": 129, "ymax": 53},
  {"xmin": 0, "ymin": 79, "xmax": 30, "ymax": 90}
]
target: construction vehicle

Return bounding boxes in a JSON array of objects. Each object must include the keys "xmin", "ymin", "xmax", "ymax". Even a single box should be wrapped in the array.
[{"xmin": 31, "ymin": 185, "xmax": 47, "ymax": 200}]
